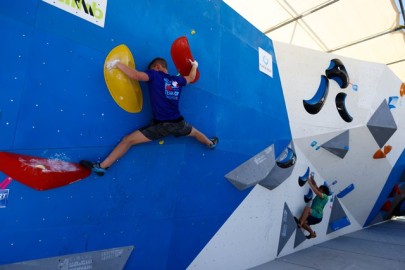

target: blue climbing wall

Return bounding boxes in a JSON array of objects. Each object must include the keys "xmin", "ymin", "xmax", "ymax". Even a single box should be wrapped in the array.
[{"xmin": 0, "ymin": 0, "xmax": 290, "ymax": 269}]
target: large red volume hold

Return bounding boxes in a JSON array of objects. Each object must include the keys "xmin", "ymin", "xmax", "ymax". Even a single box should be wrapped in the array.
[
  {"xmin": 170, "ymin": 36, "xmax": 200, "ymax": 83},
  {"xmin": 0, "ymin": 152, "xmax": 91, "ymax": 191}
]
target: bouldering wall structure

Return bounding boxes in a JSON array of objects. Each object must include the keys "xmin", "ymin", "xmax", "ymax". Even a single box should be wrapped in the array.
[{"xmin": 0, "ymin": 1, "xmax": 404, "ymax": 270}]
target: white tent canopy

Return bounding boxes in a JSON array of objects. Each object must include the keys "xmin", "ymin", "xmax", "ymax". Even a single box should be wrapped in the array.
[{"xmin": 224, "ymin": 0, "xmax": 405, "ymax": 82}]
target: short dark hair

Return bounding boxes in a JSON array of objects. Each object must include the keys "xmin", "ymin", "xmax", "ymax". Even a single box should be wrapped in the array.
[
  {"xmin": 320, "ymin": 185, "xmax": 331, "ymax": 196},
  {"xmin": 148, "ymin": 57, "xmax": 167, "ymax": 69}
]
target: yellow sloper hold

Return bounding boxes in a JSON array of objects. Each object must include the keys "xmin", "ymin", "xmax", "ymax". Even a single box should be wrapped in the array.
[{"xmin": 104, "ymin": 44, "xmax": 143, "ymax": 113}]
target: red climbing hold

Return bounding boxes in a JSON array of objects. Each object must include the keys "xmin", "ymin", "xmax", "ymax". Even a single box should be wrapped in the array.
[
  {"xmin": 0, "ymin": 152, "xmax": 90, "ymax": 191},
  {"xmin": 170, "ymin": 36, "xmax": 200, "ymax": 83}
]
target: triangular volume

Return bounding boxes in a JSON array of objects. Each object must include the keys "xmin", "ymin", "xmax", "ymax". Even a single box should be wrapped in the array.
[
  {"xmin": 294, "ymin": 227, "xmax": 307, "ymax": 248},
  {"xmin": 225, "ymin": 145, "xmax": 276, "ymax": 190},
  {"xmin": 327, "ymin": 197, "xmax": 351, "ymax": 234},
  {"xmin": 1, "ymin": 246, "xmax": 134, "ymax": 270},
  {"xmin": 321, "ymin": 147, "xmax": 348, "ymax": 159},
  {"xmin": 260, "ymin": 142, "xmax": 296, "ymax": 190},
  {"xmin": 320, "ymin": 130, "xmax": 349, "ymax": 159},
  {"xmin": 277, "ymin": 203, "xmax": 297, "ymax": 255},
  {"xmin": 367, "ymin": 100, "xmax": 397, "ymax": 148}
]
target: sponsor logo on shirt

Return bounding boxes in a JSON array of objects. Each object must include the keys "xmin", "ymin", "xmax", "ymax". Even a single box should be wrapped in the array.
[{"xmin": 164, "ymin": 78, "xmax": 180, "ymax": 100}]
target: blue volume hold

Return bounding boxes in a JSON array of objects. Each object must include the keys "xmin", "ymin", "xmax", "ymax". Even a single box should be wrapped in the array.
[
  {"xmin": 298, "ymin": 167, "xmax": 310, "ymax": 186},
  {"xmin": 304, "ymin": 188, "xmax": 313, "ymax": 203},
  {"xmin": 276, "ymin": 147, "xmax": 297, "ymax": 168},
  {"xmin": 325, "ymin": 59, "xmax": 349, "ymax": 89},
  {"xmin": 330, "ymin": 216, "xmax": 351, "ymax": 232},
  {"xmin": 335, "ymin": 92, "xmax": 353, "ymax": 123},
  {"xmin": 303, "ymin": 75, "xmax": 329, "ymax": 114},
  {"xmin": 337, "ymin": 183, "xmax": 355, "ymax": 198}
]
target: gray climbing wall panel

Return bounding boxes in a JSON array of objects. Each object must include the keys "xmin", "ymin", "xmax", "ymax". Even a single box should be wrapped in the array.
[
  {"xmin": 225, "ymin": 143, "xmax": 296, "ymax": 191},
  {"xmin": 225, "ymin": 145, "xmax": 276, "ymax": 190},
  {"xmin": 367, "ymin": 100, "xmax": 397, "ymax": 148},
  {"xmin": 321, "ymin": 130, "xmax": 350, "ymax": 159},
  {"xmin": 294, "ymin": 226, "xmax": 307, "ymax": 248},
  {"xmin": 260, "ymin": 143, "xmax": 296, "ymax": 190},
  {"xmin": 0, "ymin": 246, "xmax": 134, "ymax": 270},
  {"xmin": 327, "ymin": 198, "xmax": 351, "ymax": 234},
  {"xmin": 277, "ymin": 203, "xmax": 296, "ymax": 255}
]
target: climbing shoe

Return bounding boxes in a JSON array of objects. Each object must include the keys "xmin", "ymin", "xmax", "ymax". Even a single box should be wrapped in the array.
[
  {"xmin": 209, "ymin": 137, "xmax": 219, "ymax": 149},
  {"xmin": 305, "ymin": 232, "xmax": 317, "ymax": 239},
  {"xmin": 80, "ymin": 160, "xmax": 106, "ymax": 176}
]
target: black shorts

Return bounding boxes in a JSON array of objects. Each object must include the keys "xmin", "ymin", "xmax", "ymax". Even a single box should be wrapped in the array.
[
  {"xmin": 307, "ymin": 215, "xmax": 322, "ymax": 225},
  {"xmin": 139, "ymin": 117, "xmax": 192, "ymax": 140}
]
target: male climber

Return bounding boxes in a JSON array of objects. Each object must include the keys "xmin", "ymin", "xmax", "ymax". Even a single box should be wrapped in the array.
[
  {"xmin": 295, "ymin": 173, "xmax": 330, "ymax": 239},
  {"xmin": 81, "ymin": 57, "xmax": 218, "ymax": 176}
]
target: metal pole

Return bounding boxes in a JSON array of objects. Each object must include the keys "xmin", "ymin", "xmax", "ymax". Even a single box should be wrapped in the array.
[
  {"xmin": 327, "ymin": 25, "xmax": 405, "ymax": 53},
  {"xmin": 263, "ymin": 0, "xmax": 340, "ymax": 34}
]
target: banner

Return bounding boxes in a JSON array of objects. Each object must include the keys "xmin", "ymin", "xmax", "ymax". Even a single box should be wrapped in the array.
[{"xmin": 43, "ymin": 0, "xmax": 107, "ymax": 27}]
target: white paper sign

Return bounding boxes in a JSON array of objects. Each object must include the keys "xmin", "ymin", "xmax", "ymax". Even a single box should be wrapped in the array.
[
  {"xmin": 258, "ymin": 47, "xmax": 273, "ymax": 78},
  {"xmin": 0, "ymin": 189, "xmax": 9, "ymax": 208},
  {"xmin": 43, "ymin": 0, "xmax": 107, "ymax": 28}
]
